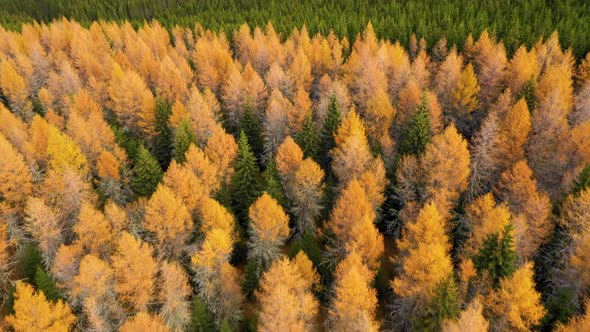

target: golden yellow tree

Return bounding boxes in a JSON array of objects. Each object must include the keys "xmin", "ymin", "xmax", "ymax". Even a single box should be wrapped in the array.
[
  {"xmin": 0, "ymin": 133, "xmax": 32, "ymax": 215},
  {"xmin": 6, "ymin": 281, "xmax": 76, "ymax": 332},
  {"xmin": 329, "ymin": 179, "xmax": 384, "ymax": 271},
  {"xmin": 257, "ymin": 253, "xmax": 320, "ymax": 331},
  {"xmin": 162, "ymin": 160, "xmax": 206, "ymax": 215},
  {"xmin": 327, "ymin": 251, "xmax": 380, "ymax": 332},
  {"xmin": 73, "ymin": 201, "xmax": 113, "ymax": 256},
  {"xmin": 331, "ymin": 110, "xmax": 372, "ymax": 186},
  {"xmin": 119, "ymin": 312, "xmax": 171, "ymax": 332},
  {"xmin": 204, "ymin": 126, "xmax": 238, "ymax": 184},
  {"xmin": 144, "ymin": 184, "xmax": 192, "ymax": 258},
  {"xmin": 497, "ymin": 98, "xmax": 531, "ymax": 173},
  {"xmin": 486, "ymin": 262, "xmax": 546, "ymax": 331},
  {"xmin": 46, "ymin": 124, "xmax": 89, "ymax": 177},
  {"xmin": 443, "ymin": 298, "xmax": 489, "ymax": 332},
  {"xmin": 159, "ymin": 261, "xmax": 191, "ymax": 331},
  {"xmin": 111, "ymin": 232, "xmax": 157, "ymax": 312},
  {"xmin": 248, "ymin": 193, "xmax": 290, "ymax": 267},
  {"xmin": 0, "ymin": 59, "xmax": 31, "ymax": 118},
  {"xmin": 393, "ymin": 202, "xmax": 453, "ymax": 303},
  {"xmin": 450, "ymin": 63, "xmax": 480, "ymax": 133},
  {"xmin": 363, "ymin": 87, "xmax": 396, "ymax": 150},
  {"xmin": 24, "ymin": 197, "xmax": 63, "ymax": 265}
]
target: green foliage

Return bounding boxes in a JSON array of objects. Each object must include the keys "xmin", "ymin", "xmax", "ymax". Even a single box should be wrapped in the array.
[
  {"xmin": 517, "ymin": 78, "xmax": 537, "ymax": 112},
  {"xmin": 220, "ymin": 319, "xmax": 234, "ymax": 332},
  {"xmin": 296, "ymin": 114, "xmax": 319, "ymax": 161},
  {"xmin": 112, "ymin": 124, "xmax": 142, "ymax": 162},
  {"xmin": 473, "ymin": 223, "xmax": 517, "ymax": 288},
  {"xmin": 131, "ymin": 145, "xmax": 163, "ymax": 197},
  {"xmin": 319, "ymin": 95, "xmax": 341, "ymax": 171},
  {"xmin": 240, "ymin": 105, "xmax": 264, "ymax": 165},
  {"xmin": 261, "ymin": 160, "xmax": 286, "ymax": 207},
  {"xmin": 413, "ymin": 275, "xmax": 460, "ymax": 330},
  {"xmin": 174, "ymin": 118, "xmax": 196, "ymax": 163},
  {"xmin": 242, "ymin": 258, "xmax": 261, "ymax": 299},
  {"xmin": 34, "ymin": 265, "xmax": 61, "ymax": 301},
  {"xmin": 0, "ymin": 0, "xmax": 588, "ymax": 58},
  {"xmin": 153, "ymin": 97, "xmax": 173, "ymax": 169},
  {"xmin": 288, "ymin": 230, "xmax": 322, "ymax": 268},
  {"xmin": 20, "ymin": 243, "xmax": 42, "ymax": 281},
  {"xmin": 542, "ymin": 286, "xmax": 577, "ymax": 328},
  {"xmin": 398, "ymin": 95, "xmax": 431, "ymax": 156},
  {"xmin": 231, "ymin": 131, "xmax": 261, "ymax": 223},
  {"xmin": 191, "ymin": 296, "xmax": 215, "ymax": 332},
  {"xmin": 571, "ymin": 164, "xmax": 590, "ymax": 197}
]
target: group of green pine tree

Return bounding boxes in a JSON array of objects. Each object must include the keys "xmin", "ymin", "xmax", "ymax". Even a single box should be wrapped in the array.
[{"xmin": 1, "ymin": 0, "xmax": 589, "ymax": 58}]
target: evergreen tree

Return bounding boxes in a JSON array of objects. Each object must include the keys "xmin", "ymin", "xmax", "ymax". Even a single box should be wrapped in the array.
[
  {"xmin": 319, "ymin": 94, "xmax": 341, "ymax": 171},
  {"xmin": 517, "ymin": 78, "xmax": 537, "ymax": 112},
  {"xmin": 288, "ymin": 230, "xmax": 322, "ymax": 268},
  {"xmin": 242, "ymin": 258, "xmax": 261, "ymax": 299},
  {"xmin": 191, "ymin": 297, "xmax": 215, "ymax": 332},
  {"xmin": 20, "ymin": 244, "xmax": 42, "ymax": 281},
  {"xmin": 34, "ymin": 266, "xmax": 60, "ymax": 301},
  {"xmin": 571, "ymin": 164, "xmax": 590, "ymax": 197},
  {"xmin": 414, "ymin": 275, "xmax": 460, "ymax": 330},
  {"xmin": 296, "ymin": 114, "xmax": 319, "ymax": 160},
  {"xmin": 473, "ymin": 223, "xmax": 517, "ymax": 287},
  {"xmin": 398, "ymin": 95, "xmax": 432, "ymax": 156},
  {"xmin": 174, "ymin": 118, "xmax": 196, "ymax": 163},
  {"xmin": 261, "ymin": 159, "xmax": 286, "ymax": 207},
  {"xmin": 240, "ymin": 105, "xmax": 264, "ymax": 164},
  {"xmin": 153, "ymin": 97, "xmax": 173, "ymax": 169},
  {"xmin": 231, "ymin": 131, "xmax": 261, "ymax": 222},
  {"xmin": 132, "ymin": 145, "xmax": 164, "ymax": 197}
]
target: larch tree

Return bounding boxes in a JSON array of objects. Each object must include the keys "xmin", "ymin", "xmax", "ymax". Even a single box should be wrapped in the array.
[
  {"xmin": 363, "ymin": 87, "xmax": 396, "ymax": 153},
  {"xmin": 73, "ymin": 201, "xmax": 113, "ymax": 257},
  {"xmin": 162, "ymin": 160, "xmax": 206, "ymax": 216},
  {"xmin": 111, "ymin": 232, "xmax": 157, "ymax": 312},
  {"xmin": 497, "ymin": 98, "xmax": 531, "ymax": 174},
  {"xmin": 24, "ymin": 197, "xmax": 63, "ymax": 266},
  {"xmin": 119, "ymin": 312, "xmax": 171, "ymax": 332},
  {"xmin": 0, "ymin": 59, "xmax": 31, "ymax": 118},
  {"xmin": 257, "ymin": 253, "xmax": 320, "ymax": 332},
  {"xmin": 506, "ymin": 46, "xmax": 539, "ymax": 97},
  {"xmin": 443, "ymin": 298, "xmax": 489, "ymax": 332},
  {"xmin": 248, "ymin": 192, "xmax": 290, "ymax": 268},
  {"xmin": 393, "ymin": 202, "xmax": 454, "ymax": 305},
  {"xmin": 0, "ymin": 133, "xmax": 32, "ymax": 216},
  {"xmin": 485, "ymin": 262, "xmax": 546, "ymax": 331},
  {"xmin": 495, "ymin": 160, "xmax": 552, "ymax": 260},
  {"xmin": 331, "ymin": 110, "xmax": 372, "ymax": 187},
  {"xmin": 472, "ymin": 31, "xmax": 507, "ymax": 109},
  {"xmin": 329, "ymin": 179, "xmax": 384, "ymax": 271},
  {"xmin": 159, "ymin": 261, "xmax": 192, "ymax": 332},
  {"xmin": 434, "ymin": 49, "xmax": 463, "ymax": 109},
  {"xmin": 108, "ymin": 63, "xmax": 156, "ymax": 140},
  {"xmin": 144, "ymin": 184, "xmax": 191, "ymax": 258},
  {"xmin": 327, "ymin": 251, "xmax": 380, "ymax": 332},
  {"xmin": 46, "ymin": 124, "xmax": 89, "ymax": 177},
  {"xmin": 6, "ymin": 281, "xmax": 76, "ymax": 332},
  {"xmin": 204, "ymin": 125, "xmax": 238, "ymax": 185},
  {"xmin": 466, "ymin": 111, "xmax": 501, "ymax": 200},
  {"xmin": 449, "ymin": 63, "xmax": 480, "ymax": 135},
  {"xmin": 422, "ymin": 124, "xmax": 471, "ymax": 222},
  {"xmin": 184, "ymin": 144, "xmax": 220, "ymax": 196}
]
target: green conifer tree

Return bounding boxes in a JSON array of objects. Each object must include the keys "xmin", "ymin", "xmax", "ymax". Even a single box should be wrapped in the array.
[
  {"xmin": 319, "ymin": 94, "xmax": 341, "ymax": 171},
  {"xmin": 231, "ymin": 131, "xmax": 261, "ymax": 222},
  {"xmin": 571, "ymin": 164, "xmax": 590, "ymax": 197},
  {"xmin": 174, "ymin": 118, "xmax": 196, "ymax": 163},
  {"xmin": 132, "ymin": 145, "xmax": 163, "ymax": 197},
  {"xmin": 296, "ymin": 114, "xmax": 319, "ymax": 160},
  {"xmin": 153, "ymin": 97, "xmax": 173, "ymax": 168},
  {"xmin": 398, "ymin": 95, "xmax": 432, "ymax": 156},
  {"xmin": 191, "ymin": 297, "xmax": 215, "ymax": 332},
  {"xmin": 261, "ymin": 159, "xmax": 286, "ymax": 207},
  {"xmin": 414, "ymin": 274, "xmax": 460, "ymax": 330},
  {"xmin": 473, "ymin": 223, "xmax": 517, "ymax": 288},
  {"xmin": 34, "ymin": 265, "xmax": 61, "ymax": 301},
  {"xmin": 240, "ymin": 104, "xmax": 264, "ymax": 165}
]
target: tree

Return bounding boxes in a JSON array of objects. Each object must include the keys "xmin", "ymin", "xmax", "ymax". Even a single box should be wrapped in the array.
[
  {"xmin": 240, "ymin": 104, "xmax": 264, "ymax": 162},
  {"xmin": 414, "ymin": 275, "xmax": 460, "ymax": 330},
  {"xmin": 144, "ymin": 184, "xmax": 192, "ymax": 258},
  {"xmin": 119, "ymin": 312, "xmax": 170, "ymax": 332},
  {"xmin": 231, "ymin": 131, "xmax": 261, "ymax": 221},
  {"xmin": 248, "ymin": 193, "xmax": 290, "ymax": 268},
  {"xmin": 398, "ymin": 94, "xmax": 432, "ymax": 156},
  {"xmin": 497, "ymin": 98, "xmax": 531, "ymax": 173},
  {"xmin": 159, "ymin": 261, "xmax": 191, "ymax": 331},
  {"xmin": 331, "ymin": 110, "xmax": 372, "ymax": 186},
  {"xmin": 449, "ymin": 63, "xmax": 480, "ymax": 135},
  {"xmin": 34, "ymin": 266, "xmax": 61, "ymax": 302},
  {"xmin": 162, "ymin": 160, "xmax": 206, "ymax": 215},
  {"xmin": 472, "ymin": 31, "xmax": 507, "ymax": 109},
  {"xmin": 204, "ymin": 125, "xmax": 238, "ymax": 185},
  {"xmin": 0, "ymin": 133, "xmax": 32, "ymax": 215},
  {"xmin": 24, "ymin": 197, "xmax": 63, "ymax": 266},
  {"xmin": 473, "ymin": 223, "xmax": 517, "ymax": 287},
  {"xmin": 363, "ymin": 87, "xmax": 395, "ymax": 151},
  {"xmin": 46, "ymin": 124, "xmax": 89, "ymax": 177},
  {"xmin": 131, "ymin": 145, "xmax": 163, "ymax": 197},
  {"xmin": 393, "ymin": 202, "xmax": 453, "ymax": 303},
  {"xmin": 296, "ymin": 114, "xmax": 319, "ymax": 160},
  {"xmin": 191, "ymin": 297, "xmax": 215, "ymax": 332},
  {"xmin": 173, "ymin": 118, "xmax": 196, "ymax": 163},
  {"xmin": 422, "ymin": 124, "xmax": 470, "ymax": 221},
  {"xmin": 6, "ymin": 281, "xmax": 75, "ymax": 332},
  {"xmin": 108, "ymin": 64, "xmax": 156, "ymax": 140},
  {"xmin": 257, "ymin": 253, "xmax": 320, "ymax": 331},
  {"xmin": 153, "ymin": 97, "xmax": 173, "ymax": 167},
  {"xmin": 111, "ymin": 232, "xmax": 157, "ymax": 312},
  {"xmin": 495, "ymin": 160, "xmax": 552, "ymax": 259},
  {"xmin": 327, "ymin": 252, "xmax": 380, "ymax": 332},
  {"xmin": 329, "ymin": 179, "xmax": 383, "ymax": 271},
  {"xmin": 466, "ymin": 111, "xmax": 501, "ymax": 200},
  {"xmin": 443, "ymin": 298, "xmax": 489, "ymax": 332},
  {"xmin": 73, "ymin": 201, "xmax": 113, "ymax": 256},
  {"xmin": 0, "ymin": 59, "xmax": 31, "ymax": 118},
  {"xmin": 486, "ymin": 262, "xmax": 546, "ymax": 331},
  {"xmin": 319, "ymin": 94, "xmax": 341, "ymax": 170}
]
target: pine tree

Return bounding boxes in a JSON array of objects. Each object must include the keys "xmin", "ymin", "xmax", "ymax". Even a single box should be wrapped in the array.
[
  {"xmin": 153, "ymin": 97, "xmax": 173, "ymax": 168},
  {"xmin": 261, "ymin": 159, "xmax": 286, "ymax": 206},
  {"xmin": 414, "ymin": 275, "xmax": 460, "ymax": 330},
  {"xmin": 191, "ymin": 297, "xmax": 215, "ymax": 332},
  {"xmin": 240, "ymin": 104, "xmax": 264, "ymax": 164},
  {"xmin": 297, "ymin": 114, "xmax": 319, "ymax": 160},
  {"xmin": 34, "ymin": 266, "xmax": 61, "ymax": 302},
  {"xmin": 398, "ymin": 95, "xmax": 432, "ymax": 156},
  {"xmin": 473, "ymin": 223, "xmax": 517, "ymax": 287},
  {"xmin": 132, "ymin": 145, "xmax": 163, "ymax": 197},
  {"xmin": 319, "ymin": 94, "xmax": 341, "ymax": 170},
  {"xmin": 231, "ymin": 131, "xmax": 261, "ymax": 222},
  {"xmin": 571, "ymin": 164, "xmax": 590, "ymax": 197},
  {"xmin": 173, "ymin": 118, "xmax": 196, "ymax": 163}
]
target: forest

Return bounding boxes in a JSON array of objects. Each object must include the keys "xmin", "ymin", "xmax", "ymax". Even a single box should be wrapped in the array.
[
  {"xmin": 0, "ymin": 0, "xmax": 589, "ymax": 59},
  {"xmin": 0, "ymin": 17, "xmax": 589, "ymax": 332}
]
